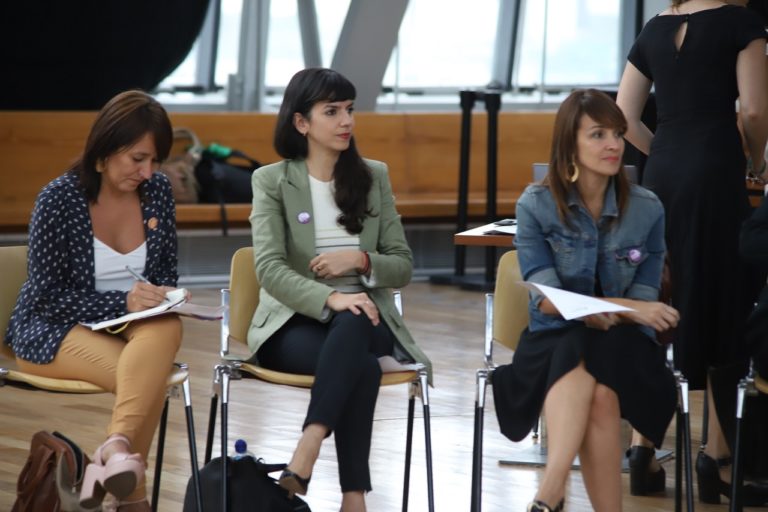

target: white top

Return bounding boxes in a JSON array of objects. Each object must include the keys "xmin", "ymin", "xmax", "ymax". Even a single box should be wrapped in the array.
[
  {"xmin": 309, "ymin": 175, "xmax": 365, "ymax": 293},
  {"xmin": 93, "ymin": 238, "xmax": 147, "ymax": 292}
]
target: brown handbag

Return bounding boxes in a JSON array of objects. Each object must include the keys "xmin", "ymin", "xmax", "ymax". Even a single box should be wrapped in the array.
[
  {"xmin": 159, "ymin": 127, "xmax": 202, "ymax": 204},
  {"xmin": 12, "ymin": 431, "xmax": 92, "ymax": 512}
]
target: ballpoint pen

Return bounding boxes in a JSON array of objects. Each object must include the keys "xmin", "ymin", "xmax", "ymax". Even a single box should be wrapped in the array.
[
  {"xmin": 125, "ymin": 266, "xmax": 175, "ymax": 305},
  {"xmin": 125, "ymin": 266, "xmax": 151, "ymax": 284}
]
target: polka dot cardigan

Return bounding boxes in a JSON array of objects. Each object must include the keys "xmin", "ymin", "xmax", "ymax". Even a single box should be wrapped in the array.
[{"xmin": 5, "ymin": 171, "xmax": 178, "ymax": 364}]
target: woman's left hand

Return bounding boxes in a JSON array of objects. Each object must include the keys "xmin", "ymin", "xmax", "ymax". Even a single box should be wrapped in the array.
[
  {"xmin": 160, "ymin": 286, "xmax": 191, "ymax": 301},
  {"xmin": 621, "ymin": 301, "xmax": 680, "ymax": 332},
  {"xmin": 310, "ymin": 250, "xmax": 365, "ymax": 278}
]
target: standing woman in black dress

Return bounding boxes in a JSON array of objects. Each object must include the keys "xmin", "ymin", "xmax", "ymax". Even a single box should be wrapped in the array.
[{"xmin": 617, "ymin": 0, "xmax": 768, "ymax": 503}]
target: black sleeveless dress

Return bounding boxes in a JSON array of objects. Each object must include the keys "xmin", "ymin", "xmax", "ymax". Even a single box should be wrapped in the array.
[{"xmin": 627, "ymin": 5, "xmax": 766, "ymax": 389}]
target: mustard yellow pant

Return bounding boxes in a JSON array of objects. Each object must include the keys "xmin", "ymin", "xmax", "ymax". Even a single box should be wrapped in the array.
[{"xmin": 16, "ymin": 315, "xmax": 182, "ymax": 500}]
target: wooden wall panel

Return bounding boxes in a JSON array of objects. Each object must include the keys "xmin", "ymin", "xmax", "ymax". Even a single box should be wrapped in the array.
[{"xmin": 0, "ymin": 110, "xmax": 556, "ymax": 230}]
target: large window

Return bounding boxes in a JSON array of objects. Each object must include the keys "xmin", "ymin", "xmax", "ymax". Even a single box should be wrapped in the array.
[
  {"xmin": 516, "ymin": 0, "xmax": 622, "ymax": 89},
  {"xmin": 264, "ymin": 0, "xmax": 351, "ymax": 87},
  {"xmin": 156, "ymin": 0, "xmax": 629, "ymax": 110},
  {"xmin": 157, "ymin": 0, "xmax": 242, "ymax": 92},
  {"xmin": 382, "ymin": 0, "xmax": 499, "ymax": 90}
]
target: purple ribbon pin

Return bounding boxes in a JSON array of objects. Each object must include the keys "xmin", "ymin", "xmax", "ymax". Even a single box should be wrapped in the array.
[
  {"xmin": 297, "ymin": 211, "xmax": 311, "ymax": 224},
  {"xmin": 627, "ymin": 248, "xmax": 642, "ymax": 264}
]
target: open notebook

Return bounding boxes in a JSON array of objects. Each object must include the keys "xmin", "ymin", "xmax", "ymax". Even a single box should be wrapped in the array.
[{"xmin": 82, "ymin": 288, "xmax": 225, "ymax": 331}]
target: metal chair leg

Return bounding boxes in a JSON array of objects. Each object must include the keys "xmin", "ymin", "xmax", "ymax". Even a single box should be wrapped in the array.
[
  {"xmin": 701, "ymin": 391, "xmax": 709, "ymax": 450},
  {"xmin": 401, "ymin": 387, "xmax": 416, "ymax": 512},
  {"xmin": 730, "ymin": 378, "xmax": 749, "ymax": 512},
  {"xmin": 205, "ymin": 365, "xmax": 224, "ymax": 464},
  {"xmin": 418, "ymin": 369, "xmax": 435, "ymax": 512},
  {"xmin": 151, "ymin": 398, "xmax": 170, "ymax": 512},
  {"xmin": 679, "ymin": 377, "xmax": 694, "ymax": 512},
  {"xmin": 672, "ymin": 371, "xmax": 694, "ymax": 512},
  {"xmin": 471, "ymin": 369, "xmax": 489, "ymax": 512},
  {"xmin": 181, "ymin": 369, "xmax": 203, "ymax": 512},
  {"xmin": 220, "ymin": 366, "xmax": 231, "ymax": 512},
  {"xmin": 675, "ymin": 405, "xmax": 683, "ymax": 512},
  {"xmin": 205, "ymin": 394, "xmax": 218, "ymax": 465}
]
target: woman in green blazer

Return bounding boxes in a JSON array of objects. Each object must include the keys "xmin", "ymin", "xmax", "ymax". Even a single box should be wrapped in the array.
[{"xmin": 248, "ymin": 67, "xmax": 431, "ymax": 512}]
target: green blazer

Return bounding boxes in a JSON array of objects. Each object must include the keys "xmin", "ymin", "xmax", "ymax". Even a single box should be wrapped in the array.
[{"xmin": 247, "ymin": 158, "xmax": 432, "ymax": 382}]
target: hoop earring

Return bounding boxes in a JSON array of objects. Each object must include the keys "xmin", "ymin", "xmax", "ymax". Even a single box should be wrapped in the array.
[{"xmin": 569, "ymin": 162, "xmax": 580, "ymax": 183}]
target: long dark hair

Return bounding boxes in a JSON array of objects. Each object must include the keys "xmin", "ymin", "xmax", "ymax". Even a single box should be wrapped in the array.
[
  {"xmin": 545, "ymin": 88, "xmax": 630, "ymax": 224},
  {"xmin": 274, "ymin": 67, "xmax": 373, "ymax": 234},
  {"xmin": 72, "ymin": 90, "xmax": 172, "ymax": 202}
]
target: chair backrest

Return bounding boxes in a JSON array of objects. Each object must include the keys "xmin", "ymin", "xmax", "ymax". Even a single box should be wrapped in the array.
[
  {"xmin": 0, "ymin": 245, "xmax": 28, "ymax": 359},
  {"xmin": 492, "ymin": 251, "xmax": 529, "ymax": 352},
  {"xmin": 228, "ymin": 247, "xmax": 260, "ymax": 346}
]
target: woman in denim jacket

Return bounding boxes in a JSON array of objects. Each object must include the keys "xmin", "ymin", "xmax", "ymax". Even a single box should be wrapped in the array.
[{"xmin": 492, "ymin": 89, "xmax": 680, "ymax": 512}]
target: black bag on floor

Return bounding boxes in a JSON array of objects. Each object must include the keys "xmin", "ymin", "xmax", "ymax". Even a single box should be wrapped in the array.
[
  {"xmin": 194, "ymin": 143, "xmax": 261, "ymax": 235},
  {"xmin": 195, "ymin": 143, "xmax": 261, "ymax": 204},
  {"xmin": 183, "ymin": 456, "xmax": 311, "ymax": 512}
]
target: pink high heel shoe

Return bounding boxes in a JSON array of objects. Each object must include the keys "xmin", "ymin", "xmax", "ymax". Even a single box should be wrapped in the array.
[{"xmin": 79, "ymin": 435, "xmax": 145, "ymax": 508}]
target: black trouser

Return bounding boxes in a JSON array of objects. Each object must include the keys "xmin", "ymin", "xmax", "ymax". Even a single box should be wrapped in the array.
[{"xmin": 256, "ymin": 311, "xmax": 395, "ymax": 492}]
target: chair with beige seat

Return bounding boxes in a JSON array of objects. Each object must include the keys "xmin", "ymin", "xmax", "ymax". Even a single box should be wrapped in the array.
[
  {"xmin": 203, "ymin": 246, "xmax": 434, "ymax": 512},
  {"xmin": 469, "ymin": 250, "xmax": 694, "ymax": 512},
  {"xmin": 0, "ymin": 245, "xmax": 202, "ymax": 512}
]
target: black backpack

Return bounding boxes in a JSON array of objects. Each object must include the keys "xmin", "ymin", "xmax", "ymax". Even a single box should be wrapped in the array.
[
  {"xmin": 194, "ymin": 144, "xmax": 261, "ymax": 236},
  {"xmin": 183, "ymin": 456, "xmax": 311, "ymax": 512},
  {"xmin": 195, "ymin": 144, "xmax": 261, "ymax": 205}
]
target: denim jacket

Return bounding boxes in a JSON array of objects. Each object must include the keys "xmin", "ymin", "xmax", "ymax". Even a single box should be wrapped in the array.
[{"xmin": 514, "ymin": 181, "xmax": 665, "ymax": 336}]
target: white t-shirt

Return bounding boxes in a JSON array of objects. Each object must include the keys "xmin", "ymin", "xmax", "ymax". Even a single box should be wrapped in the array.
[
  {"xmin": 93, "ymin": 238, "xmax": 147, "ymax": 292},
  {"xmin": 309, "ymin": 175, "xmax": 365, "ymax": 293}
]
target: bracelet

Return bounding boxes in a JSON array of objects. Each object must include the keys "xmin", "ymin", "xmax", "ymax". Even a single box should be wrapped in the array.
[
  {"xmin": 358, "ymin": 251, "xmax": 371, "ymax": 275},
  {"xmin": 747, "ymin": 157, "xmax": 768, "ymax": 184}
]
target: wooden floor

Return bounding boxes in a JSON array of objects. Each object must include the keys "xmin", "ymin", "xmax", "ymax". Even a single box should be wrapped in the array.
[{"xmin": 0, "ymin": 281, "xmax": 761, "ymax": 511}]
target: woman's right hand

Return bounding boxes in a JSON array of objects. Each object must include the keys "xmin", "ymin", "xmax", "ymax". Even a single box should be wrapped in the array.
[
  {"xmin": 582, "ymin": 313, "xmax": 620, "ymax": 331},
  {"xmin": 126, "ymin": 282, "xmax": 168, "ymax": 312},
  {"xmin": 326, "ymin": 291, "xmax": 380, "ymax": 326}
]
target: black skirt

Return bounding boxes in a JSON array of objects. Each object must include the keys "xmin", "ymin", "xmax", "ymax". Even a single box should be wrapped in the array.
[{"xmin": 492, "ymin": 323, "xmax": 676, "ymax": 447}]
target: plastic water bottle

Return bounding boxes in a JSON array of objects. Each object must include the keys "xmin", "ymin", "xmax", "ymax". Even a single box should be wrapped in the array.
[{"xmin": 232, "ymin": 439, "xmax": 255, "ymax": 461}]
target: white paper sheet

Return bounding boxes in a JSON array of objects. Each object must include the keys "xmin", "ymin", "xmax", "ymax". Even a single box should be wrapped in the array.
[
  {"xmin": 483, "ymin": 224, "xmax": 517, "ymax": 235},
  {"xmin": 518, "ymin": 282, "xmax": 635, "ymax": 320}
]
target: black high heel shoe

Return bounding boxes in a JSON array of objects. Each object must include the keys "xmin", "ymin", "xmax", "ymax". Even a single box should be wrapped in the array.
[
  {"xmin": 627, "ymin": 446, "xmax": 665, "ymax": 496},
  {"xmin": 696, "ymin": 451, "xmax": 768, "ymax": 506},
  {"xmin": 278, "ymin": 469, "xmax": 311, "ymax": 498},
  {"xmin": 526, "ymin": 498, "xmax": 564, "ymax": 511}
]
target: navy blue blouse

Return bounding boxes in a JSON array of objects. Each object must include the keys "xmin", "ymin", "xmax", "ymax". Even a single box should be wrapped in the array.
[{"xmin": 5, "ymin": 171, "xmax": 178, "ymax": 363}]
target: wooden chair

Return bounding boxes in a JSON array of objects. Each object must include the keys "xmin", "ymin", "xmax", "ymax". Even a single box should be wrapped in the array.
[
  {"xmin": 203, "ymin": 246, "xmax": 434, "ymax": 512},
  {"xmin": 730, "ymin": 366, "xmax": 768, "ymax": 512},
  {"xmin": 469, "ymin": 250, "xmax": 694, "ymax": 512},
  {"xmin": 0, "ymin": 245, "xmax": 202, "ymax": 512}
]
